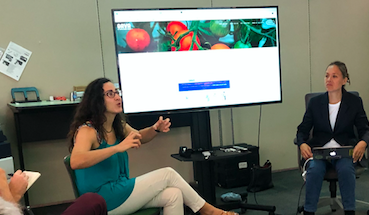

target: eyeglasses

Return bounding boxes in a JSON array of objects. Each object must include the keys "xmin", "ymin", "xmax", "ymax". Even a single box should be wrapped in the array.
[{"xmin": 103, "ymin": 90, "xmax": 120, "ymax": 98}]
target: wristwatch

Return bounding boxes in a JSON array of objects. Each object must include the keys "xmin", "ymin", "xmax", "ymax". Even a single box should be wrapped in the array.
[{"xmin": 153, "ymin": 124, "xmax": 160, "ymax": 133}]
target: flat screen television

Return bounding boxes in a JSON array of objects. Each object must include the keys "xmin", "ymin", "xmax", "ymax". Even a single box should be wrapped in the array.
[{"xmin": 111, "ymin": 6, "xmax": 281, "ymax": 115}]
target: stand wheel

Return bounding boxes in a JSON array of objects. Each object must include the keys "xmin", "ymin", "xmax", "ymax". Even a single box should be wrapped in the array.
[
  {"xmin": 240, "ymin": 199, "xmax": 247, "ymax": 214},
  {"xmin": 297, "ymin": 206, "xmax": 304, "ymax": 213}
]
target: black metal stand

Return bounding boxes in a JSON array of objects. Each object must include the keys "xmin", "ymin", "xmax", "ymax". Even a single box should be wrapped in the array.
[
  {"xmin": 171, "ymin": 110, "xmax": 277, "ymax": 214},
  {"xmin": 217, "ymin": 191, "xmax": 276, "ymax": 215},
  {"xmin": 239, "ymin": 201, "xmax": 276, "ymax": 215},
  {"xmin": 23, "ymin": 206, "xmax": 35, "ymax": 215}
]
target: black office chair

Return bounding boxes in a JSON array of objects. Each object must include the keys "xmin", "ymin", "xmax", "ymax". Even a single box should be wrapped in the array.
[
  {"xmin": 63, "ymin": 155, "xmax": 160, "ymax": 215},
  {"xmin": 23, "ymin": 206, "xmax": 35, "ymax": 215},
  {"xmin": 295, "ymin": 91, "xmax": 367, "ymax": 213}
]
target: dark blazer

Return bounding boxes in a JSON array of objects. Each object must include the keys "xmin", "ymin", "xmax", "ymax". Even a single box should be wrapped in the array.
[{"xmin": 296, "ymin": 89, "xmax": 369, "ymax": 148}]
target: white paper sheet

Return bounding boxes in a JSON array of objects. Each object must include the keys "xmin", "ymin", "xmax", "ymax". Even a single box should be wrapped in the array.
[{"xmin": 0, "ymin": 42, "xmax": 32, "ymax": 81}]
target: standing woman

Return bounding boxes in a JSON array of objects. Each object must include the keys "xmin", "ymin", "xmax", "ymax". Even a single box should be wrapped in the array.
[
  {"xmin": 296, "ymin": 61, "xmax": 369, "ymax": 215},
  {"xmin": 68, "ymin": 78, "xmax": 238, "ymax": 215}
]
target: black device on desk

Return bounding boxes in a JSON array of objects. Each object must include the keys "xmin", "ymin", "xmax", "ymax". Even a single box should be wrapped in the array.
[
  {"xmin": 179, "ymin": 146, "xmax": 219, "ymax": 160},
  {"xmin": 179, "ymin": 146, "xmax": 193, "ymax": 158},
  {"xmin": 312, "ymin": 146, "xmax": 353, "ymax": 160}
]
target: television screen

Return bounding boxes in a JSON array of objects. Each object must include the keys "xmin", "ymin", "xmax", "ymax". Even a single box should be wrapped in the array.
[{"xmin": 112, "ymin": 7, "xmax": 281, "ymax": 114}]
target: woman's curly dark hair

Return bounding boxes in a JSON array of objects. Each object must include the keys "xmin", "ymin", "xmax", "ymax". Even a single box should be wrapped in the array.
[{"xmin": 68, "ymin": 78, "xmax": 125, "ymax": 152}]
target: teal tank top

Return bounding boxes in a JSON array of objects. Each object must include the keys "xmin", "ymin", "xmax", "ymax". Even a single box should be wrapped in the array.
[{"xmin": 75, "ymin": 139, "xmax": 136, "ymax": 211}]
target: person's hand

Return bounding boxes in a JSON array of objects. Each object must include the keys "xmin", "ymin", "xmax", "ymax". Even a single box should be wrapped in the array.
[
  {"xmin": 300, "ymin": 143, "xmax": 313, "ymax": 160},
  {"xmin": 353, "ymin": 141, "xmax": 367, "ymax": 163},
  {"xmin": 0, "ymin": 168, "xmax": 9, "ymax": 193},
  {"xmin": 8, "ymin": 170, "xmax": 28, "ymax": 202},
  {"xmin": 116, "ymin": 131, "xmax": 142, "ymax": 152},
  {"xmin": 152, "ymin": 116, "xmax": 171, "ymax": 133}
]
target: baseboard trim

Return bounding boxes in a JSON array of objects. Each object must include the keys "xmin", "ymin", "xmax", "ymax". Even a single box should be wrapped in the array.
[
  {"xmin": 30, "ymin": 199, "xmax": 75, "ymax": 208},
  {"xmin": 272, "ymin": 167, "xmax": 299, "ymax": 173}
]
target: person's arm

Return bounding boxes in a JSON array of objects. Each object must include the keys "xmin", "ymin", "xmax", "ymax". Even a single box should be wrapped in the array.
[
  {"xmin": 300, "ymin": 143, "xmax": 313, "ymax": 160},
  {"xmin": 125, "ymin": 116, "xmax": 171, "ymax": 144},
  {"xmin": 71, "ymin": 126, "xmax": 142, "ymax": 169},
  {"xmin": 296, "ymin": 103, "xmax": 314, "ymax": 146},
  {"xmin": 354, "ymin": 97, "xmax": 369, "ymax": 144},
  {"xmin": 8, "ymin": 170, "xmax": 28, "ymax": 202},
  {"xmin": 296, "ymin": 100, "xmax": 315, "ymax": 160},
  {"xmin": 0, "ymin": 169, "xmax": 27, "ymax": 203},
  {"xmin": 353, "ymin": 141, "xmax": 367, "ymax": 163},
  {"xmin": 0, "ymin": 168, "xmax": 16, "ymax": 203},
  {"xmin": 353, "ymin": 97, "xmax": 369, "ymax": 162}
]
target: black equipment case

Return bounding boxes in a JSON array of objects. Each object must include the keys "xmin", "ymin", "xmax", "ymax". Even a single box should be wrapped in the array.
[{"xmin": 214, "ymin": 143, "xmax": 259, "ymax": 188}]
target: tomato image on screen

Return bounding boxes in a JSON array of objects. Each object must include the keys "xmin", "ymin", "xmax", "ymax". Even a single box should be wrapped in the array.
[
  {"xmin": 115, "ymin": 18, "xmax": 277, "ymax": 54},
  {"xmin": 211, "ymin": 43, "xmax": 230, "ymax": 50},
  {"xmin": 167, "ymin": 21, "xmax": 188, "ymax": 36},
  {"xmin": 209, "ymin": 20, "xmax": 230, "ymax": 37},
  {"xmin": 126, "ymin": 28, "xmax": 151, "ymax": 51},
  {"xmin": 171, "ymin": 30, "xmax": 200, "ymax": 51}
]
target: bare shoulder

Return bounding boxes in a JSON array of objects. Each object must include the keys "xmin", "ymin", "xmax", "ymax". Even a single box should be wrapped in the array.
[
  {"xmin": 76, "ymin": 125, "xmax": 97, "ymax": 136},
  {"xmin": 74, "ymin": 126, "xmax": 99, "ymax": 149}
]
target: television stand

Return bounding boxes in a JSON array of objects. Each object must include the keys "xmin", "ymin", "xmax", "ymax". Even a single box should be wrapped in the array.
[
  {"xmin": 215, "ymin": 189, "xmax": 276, "ymax": 215},
  {"xmin": 240, "ymin": 201, "xmax": 276, "ymax": 215},
  {"xmin": 172, "ymin": 149, "xmax": 277, "ymax": 214},
  {"xmin": 164, "ymin": 110, "xmax": 277, "ymax": 214}
]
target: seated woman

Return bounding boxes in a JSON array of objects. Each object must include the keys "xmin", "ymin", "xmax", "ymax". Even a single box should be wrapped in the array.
[
  {"xmin": 68, "ymin": 78, "xmax": 238, "ymax": 215},
  {"xmin": 296, "ymin": 61, "xmax": 369, "ymax": 215}
]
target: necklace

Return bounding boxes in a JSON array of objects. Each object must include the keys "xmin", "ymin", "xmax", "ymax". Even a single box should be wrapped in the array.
[{"xmin": 106, "ymin": 128, "xmax": 113, "ymax": 133}]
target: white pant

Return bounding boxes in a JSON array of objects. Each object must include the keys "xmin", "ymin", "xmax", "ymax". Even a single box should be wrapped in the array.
[{"xmin": 108, "ymin": 167, "xmax": 206, "ymax": 215}]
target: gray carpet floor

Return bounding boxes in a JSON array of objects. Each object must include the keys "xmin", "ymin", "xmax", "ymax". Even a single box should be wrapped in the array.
[
  {"xmin": 215, "ymin": 169, "xmax": 369, "ymax": 215},
  {"xmin": 32, "ymin": 168, "xmax": 369, "ymax": 215}
]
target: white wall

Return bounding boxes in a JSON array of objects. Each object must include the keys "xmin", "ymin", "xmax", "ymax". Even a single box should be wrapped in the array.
[
  {"xmin": 309, "ymin": 0, "xmax": 369, "ymax": 100},
  {"xmin": 1, "ymin": 0, "xmax": 104, "ymax": 205}
]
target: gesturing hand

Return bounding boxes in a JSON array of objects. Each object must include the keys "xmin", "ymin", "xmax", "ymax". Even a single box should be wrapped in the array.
[
  {"xmin": 9, "ymin": 170, "xmax": 28, "ymax": 202},
  {"xmin": 153, "ymin": 116, "xmax": 171, "ymax": 133},
  {"xmin": 353, "ymin": 141, "xmax": 367, "ymax": 163},
  {"xmin": 116, "ymin": 131, "xmax": 142, "ymax": 152},
  {"xmin": 300, "ymin": 143, "xmax": 313, "ymax": 160}
]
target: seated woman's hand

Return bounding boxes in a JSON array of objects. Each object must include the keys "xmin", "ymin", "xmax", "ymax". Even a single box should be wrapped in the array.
[
  {"xmin": 353, "ymin": 140, "xmax": 367, "ymax": 163},
  {"xmin": 8, "ymin": 170, "xmax": 28, "ymax": 202},
  {"xmin": 116, "ymin": 131, "xmax": 142, "ymax": 152},
  {"xmin": 300, "ymin": 143, "xmax": 313, "ymax": 160},
  {"xmin": 0, "ymin": 168, "xmax": 9, "ymax": 193}
]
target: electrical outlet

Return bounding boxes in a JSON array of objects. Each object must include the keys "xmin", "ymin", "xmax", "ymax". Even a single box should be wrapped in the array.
[{"xmin": 238, "ymin": 162, "xmax": 247, "ymax": 169}]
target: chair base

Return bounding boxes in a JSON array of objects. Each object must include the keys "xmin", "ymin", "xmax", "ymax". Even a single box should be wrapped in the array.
[
  {"xmin": 309, "ymin": 196, "xmax": 369, "ymax": 214},
  {"xmin": 317, "ymin": 196, "xmax": 343, "ymax": 212}
]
